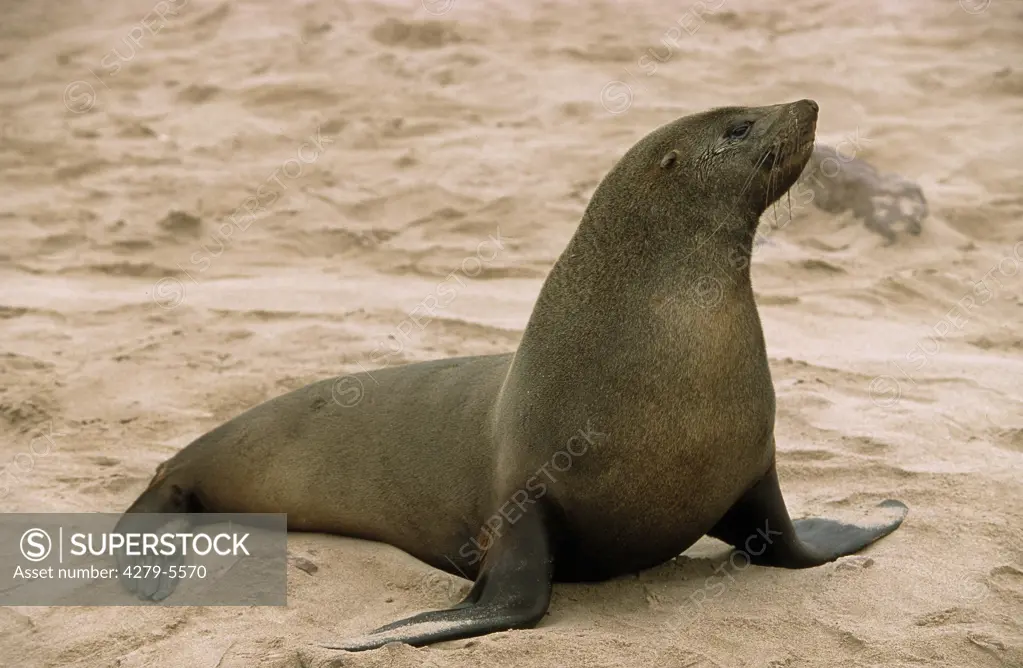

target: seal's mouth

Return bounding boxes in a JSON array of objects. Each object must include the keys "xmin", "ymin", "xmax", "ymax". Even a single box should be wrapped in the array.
[
  {"xmin": 752, "ymin": 101, "xmax": 818, "ymax": 210},
  {"xmin": 762, "ymin": 134, "xmax": 816, "ymax": 170},
  {"xmin": 760, "ymin": 99, "xmax": 818, "ymax": 172}
]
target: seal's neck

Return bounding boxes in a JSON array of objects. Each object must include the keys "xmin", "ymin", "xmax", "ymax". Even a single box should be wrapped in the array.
[
  {"xmin": 554, "ymin": 203, "xmax": 760, "ymax": 298},
  {"xmin": 502, "ymin": 203, "xmax": 766, "ymax": 417},
  {"xmin": 509, "ymin": 206, "xmax": 762, "ymax": 379}
]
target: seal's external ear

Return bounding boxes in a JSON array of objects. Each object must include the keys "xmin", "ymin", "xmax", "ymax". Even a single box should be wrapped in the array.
[{"xmin": 660, "ymin": 150, "xmax": 680, "ymax": 169}]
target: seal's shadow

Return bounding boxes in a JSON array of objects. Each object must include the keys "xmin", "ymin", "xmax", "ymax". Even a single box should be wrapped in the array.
[{"xmin": 545, "ymin": 537, "xmax": 765, "ymax": 623}]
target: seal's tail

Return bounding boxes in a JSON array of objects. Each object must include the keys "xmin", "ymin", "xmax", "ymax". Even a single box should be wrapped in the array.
[{"xmin": 708, "ymin": 462, "xmax": 908, "ymax": 568}]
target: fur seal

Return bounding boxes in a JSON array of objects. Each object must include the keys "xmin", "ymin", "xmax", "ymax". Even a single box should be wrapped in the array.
[{"xmin": 116, "ymin": 99, "xmax": 908, "ymax": 651}]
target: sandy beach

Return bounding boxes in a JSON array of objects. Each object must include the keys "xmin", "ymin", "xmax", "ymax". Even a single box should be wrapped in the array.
[{"xmin": 1, "ymin": 0, "xmax": 1021, "ymax": 666}]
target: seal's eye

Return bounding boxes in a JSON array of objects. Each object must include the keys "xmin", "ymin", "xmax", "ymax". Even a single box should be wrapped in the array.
[{"xmin": 726, "ymin": 121, "xmax": 753, "ymax": 140}]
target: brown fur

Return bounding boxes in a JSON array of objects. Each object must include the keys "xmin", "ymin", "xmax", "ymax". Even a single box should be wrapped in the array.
[
  {"xmin": 123, "ymin": 100, "xmax": 822, "ymax": 582},
  {"xmin": 119, "ymin": 101, "xmax": 909, "ymax": 651}
]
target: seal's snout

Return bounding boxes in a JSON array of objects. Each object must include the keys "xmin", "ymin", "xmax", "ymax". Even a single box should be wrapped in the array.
[
  {"xmin": 752, "ymin": 99, "xmax": 820, "ymax": 205},
  {"xmin": 790, "ymin": 99, "xmax": 819, "ymax": 129},
  {"xmin": 786, "ymin": 99, "xmax": 819, "ymax": 148}
]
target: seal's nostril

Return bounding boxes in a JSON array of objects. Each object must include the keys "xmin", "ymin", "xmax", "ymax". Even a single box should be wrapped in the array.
[{"xmin": 804, "ymin": 99, "xmax": 819, "ymax": 113}]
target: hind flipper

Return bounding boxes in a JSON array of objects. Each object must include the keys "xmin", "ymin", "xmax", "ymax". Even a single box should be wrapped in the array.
[
  {"xmin": 708, "ymin": 462, "xmax": 907, "ymax": 568},
  {"xmin": 321, "ymin": 502, "xmax": 555, "ymax": 651},
  {"xmin": 113, "ymin": 469, "xmax": 199, "ymax": 601}
]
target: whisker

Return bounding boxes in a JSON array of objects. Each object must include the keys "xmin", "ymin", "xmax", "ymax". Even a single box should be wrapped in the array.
[{"xmin": 740, "ymin": 150, "xmax": 771, "ymax": 198}]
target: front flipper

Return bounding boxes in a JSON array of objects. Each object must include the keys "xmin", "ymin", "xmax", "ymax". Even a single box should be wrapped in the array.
[
  {"xmin": 322, "ymin": 502, "xmax": 555, "ymax": 652},
  {"xmin": 709, "ymin": 462, "xmax": 908, "ymax": 568}
]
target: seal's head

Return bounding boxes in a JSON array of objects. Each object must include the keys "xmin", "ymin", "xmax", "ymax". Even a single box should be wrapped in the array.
[{"xmin": 583, "ymin": 99, "xmax": 818, "ymax": 248}]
